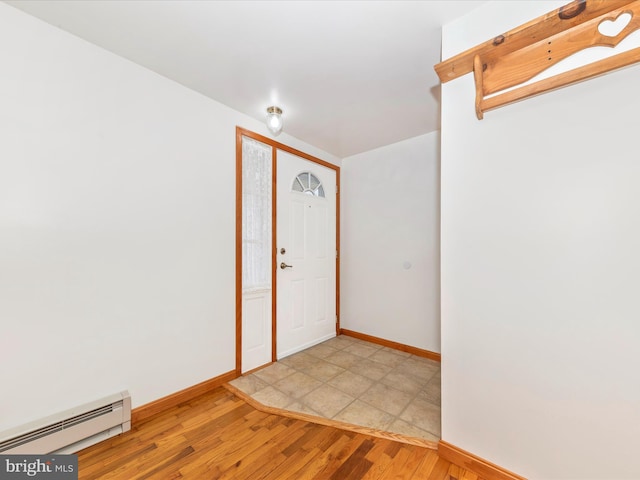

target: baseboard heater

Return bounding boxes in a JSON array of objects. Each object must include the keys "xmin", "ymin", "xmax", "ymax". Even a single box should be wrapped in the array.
[{"xmin": 0, "ymin": 391, "xmax": 131, "ymax": 454}]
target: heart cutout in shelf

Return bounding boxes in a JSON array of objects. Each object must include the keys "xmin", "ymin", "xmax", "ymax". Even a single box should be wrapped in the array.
[{"xmin": 598, "ymin": 12, "xmax": 632, "ymax": 37}]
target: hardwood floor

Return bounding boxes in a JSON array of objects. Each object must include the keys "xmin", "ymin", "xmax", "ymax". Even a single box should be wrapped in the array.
[{"xmin": 77, "ymin": 387, "xmax": 483, "ymax": 479}]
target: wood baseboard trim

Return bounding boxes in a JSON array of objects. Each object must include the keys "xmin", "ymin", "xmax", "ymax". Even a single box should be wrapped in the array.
[
  {"xmin": 132, "ymin": 370, "xmax": 237, "ymax": 424},
  {"xmin": 340, "ymin": 328, "xmax": 441, "ymax": 362},
  {"xmin": 438, "ymin": 440, "xmax": 527, "ymax": 480},
  {"xmin": 224, "ymin": 382, "xmax": 438, "ymax": 450}
]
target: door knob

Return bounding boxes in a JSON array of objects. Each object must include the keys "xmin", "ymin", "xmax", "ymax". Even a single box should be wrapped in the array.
[{"xmin": 280, "ymin": 262, "xmax": 293, "ymax": 270}]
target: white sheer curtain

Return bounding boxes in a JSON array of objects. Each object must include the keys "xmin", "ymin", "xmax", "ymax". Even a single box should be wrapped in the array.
[{"xmin": 242, "ymin": 137, "xmax": 272, "ymax": 291}]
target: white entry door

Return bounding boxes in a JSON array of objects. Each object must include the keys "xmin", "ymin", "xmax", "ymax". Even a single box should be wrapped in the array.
[{"xmin": 276, "ymin": 151, "xmax": 336, "ymax": 359}]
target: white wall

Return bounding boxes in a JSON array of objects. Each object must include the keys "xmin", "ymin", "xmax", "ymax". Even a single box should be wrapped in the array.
[
  {"xmin": 341, "ymin": 133, "xmax": 440, "ymax": 352},
  {"xmin": 0, "ymin": 3, "xmax": 338, "ymax": 433},
  {"xmin": 441, "ymin": 2, "xmax": 640, "ymax": 478}
]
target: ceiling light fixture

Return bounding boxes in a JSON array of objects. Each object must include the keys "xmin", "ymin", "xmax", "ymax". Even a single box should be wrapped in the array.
[{"xmin": 266, "ymin": 106, "xmax": 283, "ymax": 136}]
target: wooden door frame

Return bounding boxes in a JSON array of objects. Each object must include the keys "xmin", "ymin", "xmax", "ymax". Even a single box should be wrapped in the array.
[{"xmin": 235, "ymin": 127, "xmax": 340, "ymax": 376}]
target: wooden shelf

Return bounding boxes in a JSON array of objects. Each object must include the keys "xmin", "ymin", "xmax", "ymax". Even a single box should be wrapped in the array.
[{"xmin": 435, "ymin": 0, "xmax": 640, "ymax": 119}]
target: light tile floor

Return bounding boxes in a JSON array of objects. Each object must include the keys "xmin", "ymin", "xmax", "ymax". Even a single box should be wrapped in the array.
[{"xmin": 229, "ymin": 335, "xmax": 441, "ymax": 441}]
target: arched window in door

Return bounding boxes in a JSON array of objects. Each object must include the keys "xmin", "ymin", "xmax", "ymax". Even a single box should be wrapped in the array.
[{"xmin": 292, "ymin": 172, "xmax": 325, "ymax": 197}]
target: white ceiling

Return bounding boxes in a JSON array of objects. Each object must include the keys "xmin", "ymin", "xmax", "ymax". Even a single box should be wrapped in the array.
[{"xmin": 5, "ymin": 0, "xmax": 484, "ymax": 158}]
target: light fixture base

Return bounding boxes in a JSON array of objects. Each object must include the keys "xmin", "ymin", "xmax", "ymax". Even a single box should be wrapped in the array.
[{"xmin": 266, "ymin": 105, "xmax": 284, "ymax": 136}]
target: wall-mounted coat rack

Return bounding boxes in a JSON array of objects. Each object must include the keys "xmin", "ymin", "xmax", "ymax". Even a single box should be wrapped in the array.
[{"xmin": 435, "ymin": 0, "xmax": 640, "ymax": 119}]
